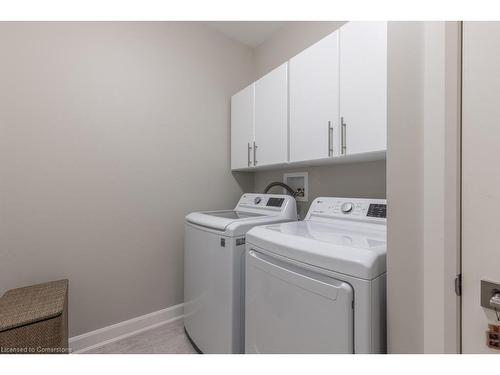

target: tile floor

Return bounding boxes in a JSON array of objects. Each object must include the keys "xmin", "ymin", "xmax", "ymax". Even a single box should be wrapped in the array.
[{"xmin": 85, "ymin": 319, "xmax": 198, "ymax": 354}]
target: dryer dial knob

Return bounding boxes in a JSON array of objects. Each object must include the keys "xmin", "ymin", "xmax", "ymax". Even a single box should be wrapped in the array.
[
  {"xmin": 341, "ymin": 202, "xmax": 354, "ymax": 214},
  {"xmin": 254, "ymin": 197, "xmax": 262, "ymax": 204}
]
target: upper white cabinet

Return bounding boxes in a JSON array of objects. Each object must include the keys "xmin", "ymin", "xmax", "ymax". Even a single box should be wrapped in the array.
[
  {"xmin": 230, "ymin": 83, "xmax": 254, "ymax": 170},
  {"xmin": 230, "ymin": 22, "xmax": 387, "ymax": 171},
  {"xmin": 254, "ymin": 63, "xmax": 289, "ymax": 167},
  {"xmin": 339, "ymin": 21, "xmax": 387, "ymax": 156},
  {"xmin": 289, "ymin": 31, "xmax": 340, "ymax": 163}
]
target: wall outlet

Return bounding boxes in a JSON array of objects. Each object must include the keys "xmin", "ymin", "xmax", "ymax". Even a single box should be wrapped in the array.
[{"xmin": 283, "ymin": 172, "xmax": 308, "ymax": 202}]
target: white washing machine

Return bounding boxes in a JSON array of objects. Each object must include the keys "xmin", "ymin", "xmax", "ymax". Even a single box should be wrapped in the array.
[
  {"xmin": 184, "ymin": 193, "xmax": 297, "ymax": 354},
  {"xmin": 245, "ymin": 197, "xmax": 387, "ymax": 354}
]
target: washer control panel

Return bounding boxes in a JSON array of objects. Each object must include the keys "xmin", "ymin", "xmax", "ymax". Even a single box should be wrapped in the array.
[
  {"xmin": 266, "ymin": 197, "xmax": 285, "ymax": 207},
  {"xmin": 307, "ymin": 197, "xmax": 387, "ymax": 222},
  {"xmin": 236, "ymin": 194, "xmax": 293, "ymax": 213}
]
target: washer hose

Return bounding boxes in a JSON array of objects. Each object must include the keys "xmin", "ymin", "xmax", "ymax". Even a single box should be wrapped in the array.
[{"xmin": 263, "ymin": 181, "xmax": 299, "ymax": 198}]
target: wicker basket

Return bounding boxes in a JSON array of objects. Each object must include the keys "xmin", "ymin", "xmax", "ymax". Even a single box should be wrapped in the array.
[{"xmin": 0, "ymin": 280, "xmax": 69, "ymax": 354}]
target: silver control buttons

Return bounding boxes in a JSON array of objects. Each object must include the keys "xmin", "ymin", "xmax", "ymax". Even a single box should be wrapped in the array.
[
  {"xmin": 254, "ymin": 197, "xmax": 262, "ymax": 204},
  {"xmin": 341, "ymin": 202, "xmax": 354, "ymax": 214}
]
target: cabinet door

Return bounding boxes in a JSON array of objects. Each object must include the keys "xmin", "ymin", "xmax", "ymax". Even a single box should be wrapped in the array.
[
  {"xmin": 231, "ymin": 84, "xmax": 254, "ymax": 170},
  {"xmin": 340, "ymin": 22, "xmax": 387, "ymax": 155},
  {"xmin": 254, "ymin": 63, "xmax": 288, "ymax": 167},
  {"xmin": 289, "ymin": 31, "xmax": 340, "ymax": 163}
]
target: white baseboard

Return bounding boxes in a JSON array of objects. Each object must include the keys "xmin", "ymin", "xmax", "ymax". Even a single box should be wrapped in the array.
[{"xmin": 69, "ymin": 303, "xmax": 184, "ymax": 354}]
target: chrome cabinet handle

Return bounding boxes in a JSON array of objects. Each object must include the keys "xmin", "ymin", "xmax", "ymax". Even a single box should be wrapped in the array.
[
  {"xmin": 328, "ymin": 121, "xmax": 333, "ymax": 157},
  {"xmin": 341, "ymin": 117, "xmax": 347, "ymax": 155},
  {"xmin": 253, "ymin": 141, "xmax": 258, "ymax": 166},
  {"xmin": 247, "ymin": 142, "xmax": 252, "ymax": 167}
]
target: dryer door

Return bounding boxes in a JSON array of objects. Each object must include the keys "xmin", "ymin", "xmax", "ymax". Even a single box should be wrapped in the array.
[{"xmin": 245, "ymin": 249, "xmax": 354, "ymax": 353}]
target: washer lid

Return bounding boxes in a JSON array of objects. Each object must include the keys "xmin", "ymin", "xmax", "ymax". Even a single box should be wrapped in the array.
[
  {"xmin": 185, "ymin": 210, "xmax": 265, "ymax": 231},
  {"xmin": 246, "ymin": 220, "xmax": 386, "ymax": 280},
  {"xmin": 203, "ymin": 210, "xmax": 265, "ymax": 220},
  {"xmin": 185, "ymin": 193, "xmax": 298, "ymax": 235}
]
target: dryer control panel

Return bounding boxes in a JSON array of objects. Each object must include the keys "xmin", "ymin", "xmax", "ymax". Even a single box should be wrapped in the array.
[
  {"xmin": 306, "ymin": 197, "xmax": 387, "ymax": 223},
  {"xmin": 366, "ymin": 204, "xmax": 387, "ymax": 218}
]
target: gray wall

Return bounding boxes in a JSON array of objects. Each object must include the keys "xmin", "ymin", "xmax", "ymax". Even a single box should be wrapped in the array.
[
  {"xmin": 386, "ymin": 21, "xmax": 461, "ymax": 354},
  {"xmin": 255, "ymin": 21, "xmax": 346, "ymax": 78},
  {"xmin": 252, "ymin": 21, "xmax": 387, "ymax": 216},
  {"xmin": 386, "ymin": 21, "xmax": 425, "ymax": 353},
  {"xmin": 0, "ymin": 22, "xmax": 254, "ymax": 336}
]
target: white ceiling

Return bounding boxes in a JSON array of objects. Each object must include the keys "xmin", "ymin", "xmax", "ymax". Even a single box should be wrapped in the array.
[{"xmin": 204, "ymin": 21, "xmax": 287, "ymax": 48}]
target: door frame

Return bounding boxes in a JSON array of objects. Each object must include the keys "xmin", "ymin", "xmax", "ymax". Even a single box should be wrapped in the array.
[
  {"xmin": 387, "ymin": 21, "xmax": 462, "ymax": 353},
  {"xmin": 422, "ymin": 21, "xmax": 463, "ymax": 354}
]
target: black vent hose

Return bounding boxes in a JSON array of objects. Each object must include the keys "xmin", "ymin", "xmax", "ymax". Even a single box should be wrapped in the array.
[{"xmin": 263, "ymin": 181, "xmax": 299, "ymax": 198}]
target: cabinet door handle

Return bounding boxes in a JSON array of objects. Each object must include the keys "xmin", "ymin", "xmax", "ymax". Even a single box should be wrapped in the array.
[
  {"xmin": 328, "ymin": 121, "xmax": 333, "ymax": 157},
  {"xmin": 247, "ymin": 142, "xmax": 252, "ymax": 167},
  {"xmin": 253, "ymin": 141, "xmax": 258, "ymax": 166},
  {"xmin": 341, "ymin": 117, "xmax": 347, "ymax": 155}
]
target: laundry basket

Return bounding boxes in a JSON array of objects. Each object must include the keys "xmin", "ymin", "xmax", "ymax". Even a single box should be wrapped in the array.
[{"xmin": 0, "ymin": 279, "xmax": 69, "ymax": 354}]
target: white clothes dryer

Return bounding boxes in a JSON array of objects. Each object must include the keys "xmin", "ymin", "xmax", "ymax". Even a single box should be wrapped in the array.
[{"xmin": 245, "ymin": 197, "xmax": 387, "ymax": 353}]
